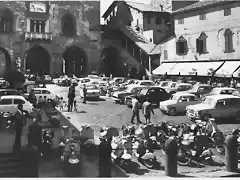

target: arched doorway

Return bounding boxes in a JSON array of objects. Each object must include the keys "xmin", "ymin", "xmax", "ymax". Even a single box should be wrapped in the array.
[
  {"xmin": 0, "ymin": 47, "xmax": 11, "ymax": 77},
  {"xmin": 62, "ymin": 46, "xmax": 87, "ymax": 77},
  {"xmin": 25, "ymin": 45, "xmax": 50, "ymax": 76},
  {"xmin": 99, "ymin": 47, "xmax": 125, "ymax": 77}
]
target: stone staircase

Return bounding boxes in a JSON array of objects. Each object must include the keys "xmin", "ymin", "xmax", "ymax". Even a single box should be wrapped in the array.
[{"xmin": 0, "ymin": 153, "xmax": 20, "ymax": 177}]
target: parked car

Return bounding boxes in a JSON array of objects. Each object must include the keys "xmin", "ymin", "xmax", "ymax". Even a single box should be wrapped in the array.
[
  {"xmin": 132, "ymin": 80, "xmax": 155, "ymax": 87},
  {"xmin": 201, "ymin": 87, "xmax": 235, "ymax": 100},
  {"xmin": 161, "ymin": 81, "xmax": 178, "ymax": 90},
  {"xmin": 232, "ymin": 88, "xmax": 240, "ymax": 97},
  {"xmin": 0, "ymin": 89, "xmax": 20, "ymax": 97},
  {"xmin": 0, "ymin": 95, "xmax": 34, "ymax": 114},
  {"xmin": 186, "ymin": 95, "xmax": 240, "ymax": 121},
  {"xmin": 78, "ymin": 78, "xmax": 91, "ymax": 87},
  {"xmin": 101, "ymin": 77, "xmax": 110, "ymax": 81},
  {"xmin": 31, "ymin": 88, "xmax": 60, "ymax": 102},
  {"xmin": 158, "ymin": 81, "xmax": 170, "ymax": 88},
  {"xmin": 164, "ymin": 83, "xmax": 192, "ymax": 95},
  {"xmin": 125, "ymin": 87, "xmax": 170, "ymax": 108},
  {"xmin": 182, "ymin": 84, "xmax": 212, "ymax": 98},
  {"xmin": 79, "ymin": 85, "xmax": 100, "ymax": 99},
  {"xmin": 109, "ymin": 77, "xmax": 125, "ymax": 85},
  {"xmin": 112, "ymin": 85, "xmax": 145, "ymax": 104},
  {"xmin": 160, "ymin": 92, "xmax": 201, "ymax": 116}
]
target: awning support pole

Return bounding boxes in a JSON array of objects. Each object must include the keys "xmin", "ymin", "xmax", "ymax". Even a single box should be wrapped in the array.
[{"xmin": 148, "ymin": 56, "xmax": 152, "ymax": 80}]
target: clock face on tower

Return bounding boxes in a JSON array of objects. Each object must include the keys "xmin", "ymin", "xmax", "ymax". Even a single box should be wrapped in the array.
[{"xmin": 29, "ymin": 2, "xmax": 46, "ymax": 13}]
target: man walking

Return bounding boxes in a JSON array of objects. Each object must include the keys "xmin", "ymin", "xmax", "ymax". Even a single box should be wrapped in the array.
[
  {"xmin": 13, "ymin": 104, "xmax": 26, "ymax": 153},
  {"xmin": 131, "ymin": 96, "xmax": 142, "ymax": 124},
  {"xmin": 68, "ymin": 83, "xmax": 76, "ymax": 112},
  {"xmin": 142, "ymin": 98, "xmax": 154, "ymax": 124},
  {"xmin": 82, "ymin": 84, "xmax": 87, "ymax": 104}
]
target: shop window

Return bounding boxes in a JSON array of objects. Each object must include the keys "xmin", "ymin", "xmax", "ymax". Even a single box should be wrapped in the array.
[
  {"xmin": 224, "ymin": 28, "xmax": 234, "ymax": 53},
  {"xmin": 178, "ymin": 18, "xmax": 184, "ymax": 24},
  {"xmin": 30, "ymin": 20, "xmax": 46, "ymax": 33},
  {"xmin": 224, "ymin": 8, "xmax": 231, "ymax": 16},
  {"xmin": 164, "ymin": 50, "xmax": 168, "ymax": 60},
  {"xmin": 196, "ymin": 32, "xmax": 208, "ymax": 54},
  {"xmin": 0, "ymin": 9, "xmax": 13, "ymax": 33},
  {"xmin": 199, "ymin": 13, "xmax": 206, "ymax": 20},
  {"xmin": 176, "ymin": 36, "xmax": 188, "ymax": 55}
]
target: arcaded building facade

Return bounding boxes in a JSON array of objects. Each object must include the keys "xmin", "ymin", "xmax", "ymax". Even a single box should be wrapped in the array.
[{"xmin": 0, "ymin": 1, "xmax": 101, "ymax": 77}]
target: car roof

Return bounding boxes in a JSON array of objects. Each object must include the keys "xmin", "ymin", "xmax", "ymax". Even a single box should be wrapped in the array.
[
  {"xmin": 1, "ymin": 95, "xmax": 25, "ymax": 99},
  {"xmin": 194, "ymin": 84, "xmax": 211, "ymax": 87},
  {"xmin": 32, "ymin": 88, "xmax": 49, "ymax": 90},
  {"xmin": 0, "ymin": 89, "xmax": 18, "ymax": 92},
  {"xmin": 177, "ymin": 83, "xmax": 192, "ymax": 86},
  {"xmin": 175, "ymin": 92, "xmax": 196, "ymax": 96},
  {"xmin": 207, "ymin": 94, "xmax": 240, "ymax": 100},
  {"xmin": 212, "ymin": 87, "xmax": 235, "ymax": 90}
]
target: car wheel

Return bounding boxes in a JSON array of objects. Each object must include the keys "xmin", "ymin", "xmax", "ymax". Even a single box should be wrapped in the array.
[
  {"xmin": 168, "ymin": 107, "xmax": 176, "ymax": 116},
  {"xmin": 236, "ymin": 111, "xmax": 240, "ymax": 121},
  {"xmin": 201, "ymin": 113, "xmax": 211, "ymax": 121}
]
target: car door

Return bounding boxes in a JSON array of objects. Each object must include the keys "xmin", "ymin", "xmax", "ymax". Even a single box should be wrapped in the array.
[
  {"xmin": 175, "ymin": 96, "xmax": 189, "ymax": 112},
  {"xmin": 146, "ymin": 89, "xmax": 155, "ymax": 103},
  {"xmin": 42, "ymin": 89, "xmax": 52, "ymax": 99},
  {"xmin": 227, "ymin": 98, "xmax": 240, "ymax": 118},
  {"xmin": 0, "ymin": 98, "xmax": 14, "ymax": 113},
  {"xmin": 188, "ymin": 95, "xmax": 201, "ymax": 105},
  {"xmin": 13, "ymin": 98, "xmax": 28, "ymax": 112},
  {"xmin": 214, "ymin": 99, "xmax": 230, "ymax": 119}
]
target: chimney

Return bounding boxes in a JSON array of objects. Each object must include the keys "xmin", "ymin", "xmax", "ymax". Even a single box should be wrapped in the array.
[
  {"xmin": 172, "ymin": 0, "xmax": 199, "ymax": 11},
  {"xmin": 160, "ymin": 5, "xmax": 163, "ymax": 11}
]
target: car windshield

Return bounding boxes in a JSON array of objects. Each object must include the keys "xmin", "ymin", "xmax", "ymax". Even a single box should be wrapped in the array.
[
  {"xmin": 170, "ymin": 94, "xmax": 179, "ymax": 101},
  {"xmin": 140, "ymin": 81, "xmax": 155, "ymax": 86},
  {"xmin": 203, "ymin": 97, "xmax": 215, "ymax": 106},
  {"xmin": 171, "ymin": 83, "xmax": 177, "ymax": 88},
  {"xmin": 161, "ymin": 82, "xmax": 168, "ymax": 87},
  {"xmin": 189, "ymin": 85, "xmax": 199, "ymax": 91},
  {"xmin": 210, "ymin": 89, "xmax": 219, "ymax": 95}
]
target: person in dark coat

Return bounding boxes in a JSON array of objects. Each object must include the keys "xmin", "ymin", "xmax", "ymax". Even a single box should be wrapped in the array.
[
  {"xmin": 82, "ymin": 84, "xmax": 87, "ymax": 104},
  {"xmin": 27, "ymin": 112, "xmax": 43, "ymax": 154},
  {"xmin": 13, "ymin": 104, "xmax": 26, "ymax": 153},
  {"xmin": 19, "ymin": 139, "xmax": 39, "ymax": 177},
  {"xmin": 68, "ymin": 83, "xmax": 76, "ymax": 112}
]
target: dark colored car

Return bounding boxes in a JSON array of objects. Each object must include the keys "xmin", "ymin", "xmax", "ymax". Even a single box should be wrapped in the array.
[
  {"xmin": 125, "ymin": 87, "xmax": 170, "ymax": 107},
  {"xmin": 182, "ymin": 84, "xmax": 212, "ymax": 98},
  {"xmin": 0, "ymin": 89, "xmax": 21, "ymax": 97}
]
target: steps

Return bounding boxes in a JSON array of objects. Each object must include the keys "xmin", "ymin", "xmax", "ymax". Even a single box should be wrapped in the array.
[{"xmin": 0, "ymin": 153, "xmax": 20, "ymax": 177}]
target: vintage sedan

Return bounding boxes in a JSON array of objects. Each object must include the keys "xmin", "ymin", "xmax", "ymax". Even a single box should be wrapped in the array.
[
  {"xmin": 186, "ymin": 95, "xmax": 240, "ymax": 121},
  {"xmin": 79, "ymin": 85, "xmax": 100, "ymax": 99},
  {"xmin": 201, "ymin": 87, "xmax": 235, "ymax": 100},
  {"xmin": 182, "ymin": 84, "xmax": 212, "ymax": 98},
  {"xmin": 160, "ymin": 93, "xmax": 201, "ymax": 116},
  {"xmin": 164, "ymin": 83, "xmax": 192, "ymax": 95},
  {"xmin": 125, "ymin": 87, "xmax": 170, "ymax": 107},
  {"xmin": 112, "ymin": 85, "xmax": 145, "ymax": 104}
]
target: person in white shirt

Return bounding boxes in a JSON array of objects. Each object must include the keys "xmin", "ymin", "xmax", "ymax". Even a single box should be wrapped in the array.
[
  {"xmin": 131, "ymin": 96, "xmax": 142, "ymax": 124},
  {"xmin": 142, "ymin": 98, "xmax": 154, "ymax": 124}
]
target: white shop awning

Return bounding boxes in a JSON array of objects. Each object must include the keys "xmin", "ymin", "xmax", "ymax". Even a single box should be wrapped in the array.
[
  {"xmin": 168, "ymin": 63, "xmax": 195, "ymax": 75},
  {"xmin": 215, "ymin": 61, "xmax": 240, "ymax": 77},
  {"xmin": 152, "ymin": 63, "xmax": 177, "ymax": 75},
  {"xmin": 190, "ymin": 61, "xmax": 224, "ymax": 76}
]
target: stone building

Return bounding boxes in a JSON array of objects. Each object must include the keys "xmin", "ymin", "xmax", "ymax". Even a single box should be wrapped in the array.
[
  {"xmin": 153, "ymin": 0, "xmax": 240, "ymax": 79},
  {"xmin": 0, "ymin": 1, "xmax": 101, "ymax": 77}
]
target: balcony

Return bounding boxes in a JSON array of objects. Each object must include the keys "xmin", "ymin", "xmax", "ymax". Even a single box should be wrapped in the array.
[{"xmin": 25, "ymin": 32, "xmax": 52, "ymax": 41}]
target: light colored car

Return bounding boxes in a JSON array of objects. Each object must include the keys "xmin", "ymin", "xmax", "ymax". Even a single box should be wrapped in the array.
[
  {"xmin": 44, "ymin": 75, "xmax": 52, "ymax": 81},
  {"xmin": 201, "ymin": 87, "xmax": 235, "ymax": 100},
  {"xmin": 79, "ymin": 85, "xmax": 100, "ymax": 99},
  {"xmin": 88, "ymin": 75, "xmax": 100, "ymax": 79},
  {"xmin": 132, "ymin": 80, "xmax": 155, "ymax": 87},
  {"xmin": 32, "ymin": 88, "xmax": 60, "ymax": 101},
  {"xmin": 164, "ymin": 83, "xmax": 192, "ymax": 95},
  {"xmin": 101, "ymin": 77, "xmax": 110, "ymax": 81},
  {"xmin": 0, "ymin": 95, "xmax": 34, "ymax": 114},
  {"xmin": 160, "ymin": 92, "xmax": 201, "ymax": 116},
  {"xmin": 78, "ymin": 78, "xmax": 91, "ymax": 87},
  {"xmin": 159, "ymin": 81, "xmax": 170, "ymax": 88},
  {"xmin": 109, "ymin": 77, "xmax": 125, "ymax": 85},
  {"xmin": 186, "ymin": 94, "xmax": 240, "ymax": 121}
]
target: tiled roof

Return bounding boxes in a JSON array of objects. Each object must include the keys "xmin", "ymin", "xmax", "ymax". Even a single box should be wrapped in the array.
[
  {"xmin": 120, "ymin": 26, "xmax": 160, "ymax": 55},
  {"xmin": 173, "ymin": 0, "xmax": 234, "ymax": 14},
  {"xmin": 125, "ymin": 1, "xmax": 162, "ymax": 12}
]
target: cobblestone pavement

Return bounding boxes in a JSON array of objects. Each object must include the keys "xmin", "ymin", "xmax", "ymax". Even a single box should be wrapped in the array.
[{"xmin": 47, "ymin": 84, "xmax": 240, "ymax": 177}]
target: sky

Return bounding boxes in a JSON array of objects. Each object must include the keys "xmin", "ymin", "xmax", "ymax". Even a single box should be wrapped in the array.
[{"xmin": 100, "ymin": 0, "xmax": 152, "ymax": 23}]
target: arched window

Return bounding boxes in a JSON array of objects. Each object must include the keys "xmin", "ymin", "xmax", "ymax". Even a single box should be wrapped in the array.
[
  {"xmin": 0, "ymin": 9, "xmax": 13, "ymax": 33},
  {"xmin": 176, "ymin": 36, "xmax": 188, "ymax": 55},
  {"xmin": 224, "ymin": 29, "xmax": 234, "ymax": 52},
  {"xmin": 61, "ymin": 13, "xmax": 76, "ymax": 37},
  {"xmin": 196, "ymin": 32, "xmax": 208, "ymax": 54}
]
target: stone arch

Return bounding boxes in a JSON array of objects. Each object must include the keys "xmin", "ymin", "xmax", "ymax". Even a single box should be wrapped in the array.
[
  {"xmin": 99, "ymin": 46, "xmax": 126, "ymax": 77},
  {"xmin": 62, "ymin": 46, "xmax": 88, "ymax": 77},
  {"xmin": 0, "ymin": 8, "xmax": 14, "ymax": 33},
  {"xmin": 25, "ymin": 45, "xmax": 51, "ymax": 76},
  {"xmin": 0, "ymin": 47, "xmax": 11, "ymax": 76},
  {"xmin": 61, "ymin": 12, "xmax": 76, "ymax": 37}
]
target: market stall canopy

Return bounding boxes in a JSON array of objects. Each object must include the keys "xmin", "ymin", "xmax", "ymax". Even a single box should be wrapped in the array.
[
  {"xmin": 152, "ymin": 62, "xmax": 177, "ymax": 75},
  {"xmin": 215, "ymin": 61, "xmax": 240, "ymax": 77},
  {"xmin": 168, "ymin": 63, "xmax": 195, "ymax": 75}
]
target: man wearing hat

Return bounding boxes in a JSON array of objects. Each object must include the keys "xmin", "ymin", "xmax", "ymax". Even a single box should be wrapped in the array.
[{"xmin": 68, "ymin": 83, "xmax": 76, "ymax": 112}]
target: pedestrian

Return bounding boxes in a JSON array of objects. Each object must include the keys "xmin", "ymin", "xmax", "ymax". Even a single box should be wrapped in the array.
[
  {"xmin": 131, "ymin": 96, "xmax": 142, "ymax": 124},
  {"xmin": 27, "ymin": 112, "xmax": 43, "ymax": 156},
  {"xmin": 37, "ymin": 96, "xmax": 45, "ymax": 109},
  {"xmin": 82, "ymin": 84, "xmax": 87, "ymax": 104},
  {"xmin": 59, "ymin": 97, "xmax": 64, "ymax": 112},
  {"xmin": 73, "ymin": 96, "xmax": 78, "ymax": 111},
  {"xmin": 28, "ymin": 89, "xmax": 37, "ymax": 107},
  {"xmin": 68, "ymin": 83, "xmax": 76, "ymax": 112},
  {"xmin": 13, "ymin": 104, "xmax": 26, "ymax": 154},
  {"xmin": 142, "ymin": 98, "xmax": 154, "ymax": 124},
  {"xmin": 19, "ymin": 139, "xmax": 39, "ymax": 177},
  {"xmin": 43, "ymin": 96, "xmax": 47, "ymax": 105}
]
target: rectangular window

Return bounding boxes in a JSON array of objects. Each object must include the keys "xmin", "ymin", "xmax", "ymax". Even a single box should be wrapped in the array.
[
  {"xmin": 164, "ymin": 50, "xmax": 168, "ymax": 60},
  {"xmin": 176, "ymin": 41, "xmax": 187, "ymax": 55},
  {"xmin": 196, "ymin": 39, "xmax": 207, "ymax": 54},
  {"xmin": 156, "ymin": 17, "xmax": 161, "ymax": 25},
  {"xmin": 199, "ymin": 13, "xmax": 206, "ymax": 20},
  {"xmin": 178, "ymin": 18, "xmax": 184, "ymax": 24},
  {"xmin": 30, "ymin": 20, "xmax": 46, "ymax": 33},
  {"xmin": 224, "ymin": 8, "xmax": 231, "ymax": 16}
]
